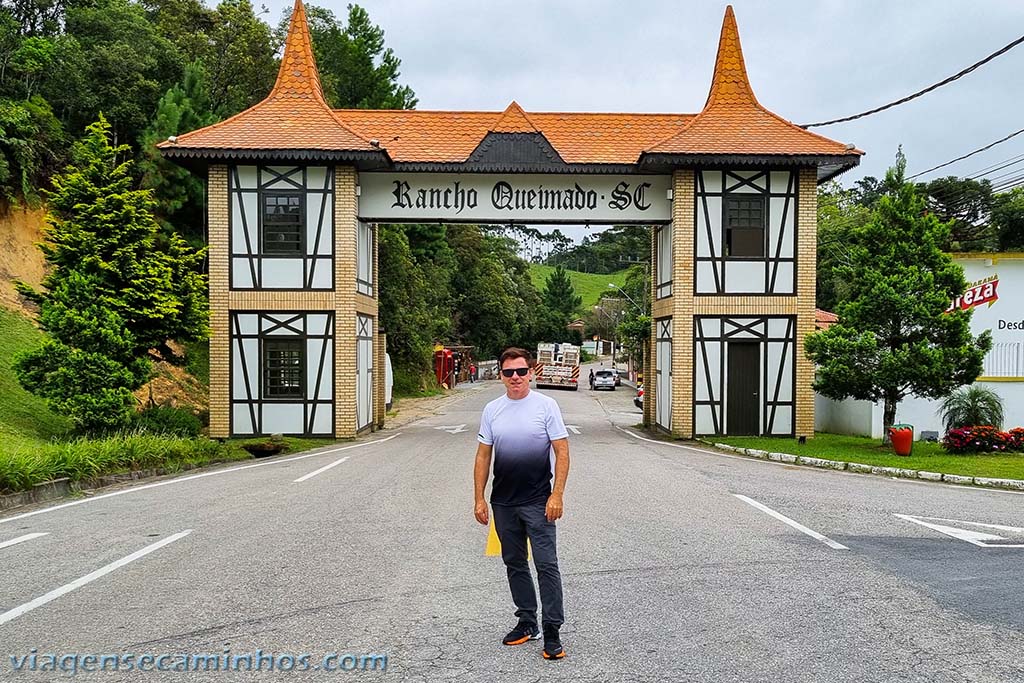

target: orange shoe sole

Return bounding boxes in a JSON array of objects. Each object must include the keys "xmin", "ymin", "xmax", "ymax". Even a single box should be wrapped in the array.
[
  {"xmin": 542, "ymin": 649, "xmax": 566, "ymax": 659},
  {"xmin": 503, "ymin": 635, "xmax": 533, "ymax": 646}
]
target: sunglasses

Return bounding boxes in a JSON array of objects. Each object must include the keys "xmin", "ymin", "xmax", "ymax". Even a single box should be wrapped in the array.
[{"xmin": 501, "ymin": 367, "xmax": 530, "ymax": 377}]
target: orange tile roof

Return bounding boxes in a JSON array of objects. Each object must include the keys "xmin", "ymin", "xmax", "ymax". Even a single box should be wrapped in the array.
[
  {"xmin": 160, "ymin": 0, "xmax": 374, "ymax": 154},
  {"xmin": 491, "ymin": 101, "xmax": 539, "ymax": 133},
  {"xmin": 334, "ymin": 108, "xmax": 694, "ymax": 164},
  {"xmin": 162, "ymin": 2, "xmax": 860, "ymax": 170},
  {"xmin": 645, "ymin": 6, "xmax": 863, "ymax": 159},
  {"xmin": 815, "ymin": 308, "xmax": 839, "ymax": 330}
]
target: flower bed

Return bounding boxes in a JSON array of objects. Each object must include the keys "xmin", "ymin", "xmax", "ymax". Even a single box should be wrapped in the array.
[{"xmin": 943, "ymin": 426, "xmax": 1024, "ymax": 454}]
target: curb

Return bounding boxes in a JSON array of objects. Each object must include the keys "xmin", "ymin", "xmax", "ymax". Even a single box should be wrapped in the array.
[
  {"xmin": 700, "ymin": 440, "xmax": 1024, "ymax": 492},
  {"xmin": 0, "ymin": 462, "xmax": 212, "ymax": 513}
]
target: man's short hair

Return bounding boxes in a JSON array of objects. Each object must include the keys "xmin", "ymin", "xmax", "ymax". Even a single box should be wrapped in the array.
[{"xmin": 499, "ymin": 347, "xmax": 534, "ymax": 368}]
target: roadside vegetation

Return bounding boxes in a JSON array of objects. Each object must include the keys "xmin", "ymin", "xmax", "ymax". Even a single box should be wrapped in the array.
[{"xmin": 711, "ymin": 433, "xmax": 1024, "ymax": 480}]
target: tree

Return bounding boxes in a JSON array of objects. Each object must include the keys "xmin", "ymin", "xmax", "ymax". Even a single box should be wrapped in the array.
[
  {"xmin": 920, "ymin": 176, "xmax": 996, "ymax": 251},
  {"xmin": 0, "ymin": 93, "xmax": 64, "ymax": 202},
  {"xmin": 205, "ymin": 0, "xmax": 276, "ymax": 116},
  {"xmin": 57, "ymin": 0, "xmax": 183, "ymax": 147},
  {"xmin": 542, "ymin": 265, "xmax": 581, "ymax": 319},
  {"xmin": 816, "ymin": 181, "xmax": 870, "ymax": 311},
  {"xmin": 299, "ymin": 3, "xmax": 416, "ymax": 110},
  {"xmin": 804, "ymin": 152, "xmax": 991, "ymax": 442},
  {"xmin": 15, "ymin": 116, "xmax": 207, "ymax": 431},
  {"xmin": 993, "ymin": 187, "xmax": 1024, "ymax": 250},
  {"xmin": 137, "ymin": 60, "xmax": 217, "ymax": 244}
]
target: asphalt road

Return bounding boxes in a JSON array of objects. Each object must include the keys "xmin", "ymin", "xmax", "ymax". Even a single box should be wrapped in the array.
[{"xmin": 1, "ymin": 361, "xmax": 1023, "ymax": 682}]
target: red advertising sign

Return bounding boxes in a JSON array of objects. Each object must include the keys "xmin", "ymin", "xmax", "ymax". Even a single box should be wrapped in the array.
[{"xmin": 947, "ymin": 275, "xmax": 999, "ymax": 313}]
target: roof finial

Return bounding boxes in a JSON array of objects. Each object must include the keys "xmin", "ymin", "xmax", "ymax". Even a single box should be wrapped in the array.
[
  {"xmin": 704, "ymin": 5, "xmax": 759, "ymax": 109},
  {"xmin": 270, "ymin": 0, "xmax": 326, "ymax": 102}
]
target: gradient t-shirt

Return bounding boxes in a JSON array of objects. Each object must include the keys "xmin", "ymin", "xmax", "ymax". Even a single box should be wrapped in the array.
[{"xmin": 478, "ymin": 390, "xmax": 569, "ymax": 507}]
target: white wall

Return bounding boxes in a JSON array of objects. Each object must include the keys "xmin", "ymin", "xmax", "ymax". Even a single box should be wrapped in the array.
[{"xmin": 815, "ymin": 394, "xmax": 883, "ymax": 439}]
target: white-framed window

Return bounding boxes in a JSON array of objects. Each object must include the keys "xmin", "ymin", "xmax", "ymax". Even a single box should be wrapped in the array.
[
  {"xmin": 656, "ymin": 225, "xmax": 673, "ymax": 299},
  {"xmin": 357, "ymin": 220, "xmax": 373, "ymax": 296}
]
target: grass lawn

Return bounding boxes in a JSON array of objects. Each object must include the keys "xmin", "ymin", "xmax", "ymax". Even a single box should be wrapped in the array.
[
  {"xmin": 710, "ymin": 433, "xmax": 1024, "ymax": 480},
  {"xmin": 0, "ymin": 308, "xmax": 73, "ymax": 444},
  {"xmin": 528, "ymin": 264, "xmax": 628, "ymax": 309}
]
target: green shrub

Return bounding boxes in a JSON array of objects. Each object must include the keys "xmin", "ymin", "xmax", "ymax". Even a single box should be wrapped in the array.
[
  {"xmin": 132, "ymin": 406, "xmax": 202, "ymax": 436},
  {"xmin": 940, "ymin": 386, "xmax": 1005, "ymax": 432}
]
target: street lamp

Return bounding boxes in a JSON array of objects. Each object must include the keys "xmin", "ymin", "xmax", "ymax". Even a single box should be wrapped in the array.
[{"xmin": 608, "ymin": 283, "xmax": 643, "ymax": 312}]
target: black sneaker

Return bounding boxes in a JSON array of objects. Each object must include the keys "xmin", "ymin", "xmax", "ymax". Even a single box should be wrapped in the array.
[
  {"xmin": 502, "ymin": 621, "xmax": 540, "ymax": 646},
  {"xmin": 542, "ymin": 624, "xmax": 565, "ymax": 659}
]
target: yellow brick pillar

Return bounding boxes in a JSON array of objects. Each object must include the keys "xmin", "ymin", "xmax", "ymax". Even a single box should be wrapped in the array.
[
  {"xmin": 374, "ymin": 328, "xmax": 386, "ymax": 430},
  {"xmin": 207, "ymin": 165, "xmax": 230, "ymax": 439},
  {"xmin": 334, "ymin": 166, "xmax": 358, "ymax": 438},
  {"xmin": 670, "ymin": 170, "xmax": 696, "ymax": 439},
  {"xmin": 795, "ymin": 168, "xmax": 818, "ymax": 439},
  {"xmin": 372, "ymin": 221, "xmax": 386, "ymax": 431},
  {"xmin": 638, "ymin": 225, "xmax": 655, "ymax": 428}
]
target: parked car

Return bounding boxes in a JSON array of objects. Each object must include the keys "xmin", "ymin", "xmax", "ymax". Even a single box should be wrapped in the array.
[
  {"xmin": 634, "ymin": 384, "xmax": 644, "ymax": 409},
  {"xmin": 593, "ymin": 369, "xmax": 616, "ymax": 390},
  {"xmin": 613, "ymin": 368, "xmax": 622, "ymax": 386}
]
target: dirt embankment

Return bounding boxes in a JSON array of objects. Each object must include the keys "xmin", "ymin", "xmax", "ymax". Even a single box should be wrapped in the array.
[{"xmin": 0, "ymin": 203, "xmax": 47, "ymax": 314}]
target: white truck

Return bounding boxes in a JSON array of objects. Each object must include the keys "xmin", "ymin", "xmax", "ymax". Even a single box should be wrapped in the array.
[{"xmin": 534, "ymin": 343, "xmax": 580, "ymax": 390}]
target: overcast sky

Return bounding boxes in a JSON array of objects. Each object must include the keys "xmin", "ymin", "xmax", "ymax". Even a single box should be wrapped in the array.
[{"xmin": 254, "ymin": 0, "xmax": 1024, "ymax": 186}]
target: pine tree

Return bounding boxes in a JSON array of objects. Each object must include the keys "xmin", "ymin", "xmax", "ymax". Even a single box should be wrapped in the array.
[
  {"xmin": 16, "ymin": 115, "xmax": 207, "ymax": 432},
  {"xmin": 138, "ymin": 60, "xmax": 217, "ymax": 244},
  {"xmin": 543, "ymin": 265, "xmax": 582, "ymax": 319},
  {"xmin": 805, "ymin": 152, "xmax": 992, "ymax": 441}
]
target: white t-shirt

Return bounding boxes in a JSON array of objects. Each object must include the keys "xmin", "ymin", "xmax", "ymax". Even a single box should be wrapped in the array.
[{"xmin": 478, "ymin": 390, "xmax": 569, "ymax": 506}]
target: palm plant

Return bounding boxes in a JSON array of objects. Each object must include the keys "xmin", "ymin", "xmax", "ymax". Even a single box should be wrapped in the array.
[{"xmin": 939, "ymin": 386, "xmax": 1005, "ymax": 432}]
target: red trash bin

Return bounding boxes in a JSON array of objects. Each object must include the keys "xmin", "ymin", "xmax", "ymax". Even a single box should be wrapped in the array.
[{"xmin": 889, "ymin": 424, "xmax": 914, "ymax": 456}]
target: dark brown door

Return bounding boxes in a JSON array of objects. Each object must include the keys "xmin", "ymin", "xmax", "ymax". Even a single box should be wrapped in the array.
[{"xmin": 727, "ymin": 342, "xmax": 760, "ymax": 435}]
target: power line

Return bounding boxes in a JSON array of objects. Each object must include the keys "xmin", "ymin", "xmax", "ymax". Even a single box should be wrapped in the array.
[
  {"xmin": 801, "ymin": 32, "xmax": 1024, "ymax": 128},
  {"xmin": 965, "ymin": 152, "xmax": 1024, "ymax": 179},
  {"xmin": 906, "ymin": 127, "xmax": 1024, "ymax": 180}
]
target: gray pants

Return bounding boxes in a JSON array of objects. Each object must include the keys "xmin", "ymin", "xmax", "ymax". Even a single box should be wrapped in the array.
[{"xmin": 492, "ymin": 501, "xmax": 564, "ymax": 628}]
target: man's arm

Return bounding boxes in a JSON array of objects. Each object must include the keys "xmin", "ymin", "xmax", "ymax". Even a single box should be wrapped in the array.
[
  {"xmin": 473, "ymin": 442, "xmax": 492, "ymax": 525},
  {"xmin": 546, "ymin": 438, "xmax": 570, "ymax": 522}
]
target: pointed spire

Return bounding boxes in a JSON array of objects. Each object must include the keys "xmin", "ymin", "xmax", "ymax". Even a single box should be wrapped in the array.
[
  {"xmin": 271, "ymin": 0, "xmax": 326, "ymax": 102},
  {"xmin": 704, "ymin": 5, "xmax": 759, "ymax": 109},
  {"xmin": 491, "ymin": 101, "xmax": 539, "ymax": 133}
]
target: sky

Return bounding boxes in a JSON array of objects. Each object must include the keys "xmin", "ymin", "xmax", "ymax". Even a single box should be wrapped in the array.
[{"xmin": 255, "ymin": 0, "xmax": 1024, "ymax": 241}]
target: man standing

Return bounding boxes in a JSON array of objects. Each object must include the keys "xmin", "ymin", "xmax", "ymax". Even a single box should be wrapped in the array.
[{"xmin": 474, "ymin": 347, "xmax": 570, "ymax": 660}]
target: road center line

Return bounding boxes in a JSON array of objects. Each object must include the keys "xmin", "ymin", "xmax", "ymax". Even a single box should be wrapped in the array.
[
  {"xmin": 0, "ymin": 434, "xmax": 402, "ymax": 526},
  {"xmin": 0, "ymin": 530, "xmax": 192, "ymax": 626},
  {"xmin": 734, "ymin": 494, "xmax": 849, "ymax": 550},
  {"xmin": 0, "ymin": 532, "xmax": 49, "ymax": 550},
  {"xmin": 293, "ymin": 456, "xmax": 350, "ymax": 483}
]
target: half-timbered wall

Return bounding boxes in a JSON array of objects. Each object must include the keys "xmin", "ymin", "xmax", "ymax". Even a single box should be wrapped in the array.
[
  {"xmin": 356, "ymin": 314, "xmax": 374, "ymax": 431},
  {"xmin": 230, "ymin": 165, "xmax": 335, "ymax": 290},
  {"xmin": 695, "ymin": 170, "xmax": 797, "ymax": 295},
  {"xmin": 655, "ymin": 318, "xmax": 673, "ymax": 431},
  {"xmin": 693, "ymin": 316, "xmax": 795, "ymax": 436},
  {"xmin": 230, "ymin": 311, "xmax": 335, "ymax": 436}
]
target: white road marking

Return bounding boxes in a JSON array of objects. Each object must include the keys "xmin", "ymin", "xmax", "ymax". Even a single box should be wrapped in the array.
[
  {"xmin": 895, "ymin": 514, "xmax": 1024, "ymax": 548},
  {"xmin": 0, "ymin": 532, "xmax": 48, "ymax": 550},
  {"xmin": 0, "ymin": 530, "xmax": 191, "ymax": 626},
  {"xmin": 734, "ymin": 494, "xmax": 849, "ymax": 550},
  {"xmin": 433, "ymin": 424, "xmax": 468, "ymax": 434},
  {"xmin": 293, "ymin": 456, "xmax": 350, "ymax": 483},
  {"xmin": 614, "ymin": 427, "xmax": 1024, "ymax": 497},
  {"xmin": 0, "ymin": 434, "xmax": 402, "ymax": 526},
  {"xmin": 565, "ymin": 425, "xmax": 581, "ymax": 435}
]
